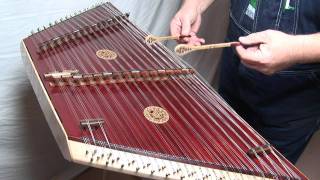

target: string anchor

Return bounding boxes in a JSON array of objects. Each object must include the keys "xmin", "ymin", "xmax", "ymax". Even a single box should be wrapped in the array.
[
  {"xmin": 174, "ymin": 41, "xmax": 240, "ymax": 56},
  {"xmin": 145, "ymin": 34, "xmax": 190, "ymax": 44},
  {"xmin": 150, "ymin": 170, "xmax": 155, "ymax": 175},
  {"xmin": 128, "ymin": 160, "xmax": 135, "ymax": 166}
]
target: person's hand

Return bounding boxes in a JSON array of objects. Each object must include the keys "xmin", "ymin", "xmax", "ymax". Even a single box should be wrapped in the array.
[
  {"xmin": 235, "ymin": 30, "xmax": 299, "ymax": 75},
  {"xmin": 170, "ymin": 2, "xmax": 205, "ymax": 46}
]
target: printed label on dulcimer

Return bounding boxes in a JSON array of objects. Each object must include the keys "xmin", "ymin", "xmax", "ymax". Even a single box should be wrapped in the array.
[{"xmin": 143, "ymin": 106, "xmax": 169, "ymax": 124}]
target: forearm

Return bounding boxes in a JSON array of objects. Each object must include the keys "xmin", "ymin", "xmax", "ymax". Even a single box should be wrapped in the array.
[
  {"xmin": 291, "ymin": 33, "xmax": 320, "ymax": 64},
  {"xmin": 182, "ymin": 0, "xmax": 215, "ymax": 13}
]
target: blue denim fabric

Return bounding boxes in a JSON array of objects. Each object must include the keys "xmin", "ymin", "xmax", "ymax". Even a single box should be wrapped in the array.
[{"xmin": 220, "ymin": 0, "xmax": 320, "ymax": 163}]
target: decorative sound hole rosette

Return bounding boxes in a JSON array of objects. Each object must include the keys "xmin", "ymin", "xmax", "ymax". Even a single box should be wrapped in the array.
[
  {"xmin": 144, "ymin": 106, "xmax": 169, "ymax": 124},
  {"xmin": 96, "ymin": 49, "xmax": 117, "ymax": 60}
]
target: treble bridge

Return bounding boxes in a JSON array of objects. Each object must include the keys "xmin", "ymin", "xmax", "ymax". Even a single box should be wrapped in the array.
[{"xmin": 44, "ymin": 68, "xmax": 195, "ymax": 87}]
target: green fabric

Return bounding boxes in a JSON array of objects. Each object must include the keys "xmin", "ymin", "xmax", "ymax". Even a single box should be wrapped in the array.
[{"xmin": 250, "ymin": 0, "xmax": 257, "ymax": 8}]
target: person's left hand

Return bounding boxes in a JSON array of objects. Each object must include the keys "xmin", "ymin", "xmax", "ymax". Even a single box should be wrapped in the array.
[{"xmin": 235, "ymin": 30, "xmax": 298, "ymax": 75}]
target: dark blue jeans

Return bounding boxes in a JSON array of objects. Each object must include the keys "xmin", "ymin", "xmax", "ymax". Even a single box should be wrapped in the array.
[{"xmin": 219, "ymin": 0, "xmax": 320, "ymax": 163}]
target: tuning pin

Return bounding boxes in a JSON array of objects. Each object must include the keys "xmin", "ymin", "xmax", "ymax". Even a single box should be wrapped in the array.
[
  {"xmin": 54, "ymin": 20, "xmax": 58, "ymax": 24},
  {"xmin": 60, "ymin": 18, "xmax": 64, "ymax": 22},
  {"xmin": 30, "ymin": 30, "xmax": 34, "ymax": 35},
  {"xmin": 43, "ymin": 25, "xmax": 46, "ymax": 30},
  {"xmin": 49, "ymin": 22, "xmax": 52, "ymax": 27},
  {"xmin": 37, "ymin": 27, "xmax": 41, "ymax": 32},
  {"xmin": 78, "ymin": 10, "xmax": 82, "ymax": 14}
]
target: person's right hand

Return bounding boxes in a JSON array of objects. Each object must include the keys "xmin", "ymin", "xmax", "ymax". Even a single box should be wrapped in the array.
[{"xmin": 170, "ymin": 2, "xmax": 205, "ymax": 46}]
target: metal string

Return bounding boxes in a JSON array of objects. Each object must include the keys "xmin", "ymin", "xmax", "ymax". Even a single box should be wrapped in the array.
[
  {"xmin": 27, "ymin": 2, "xmax": 298, "ymax": 179},
  {"xmin": 95, "ymin": 4, "xmax": 255, "ymax": 176},
  {"xmin": 99, "ymin": 3, "xmax": 288, "ymax": 177},
  {"xmin": 78, "ymin": 6, "xmax": 235, "ymax": 176}
]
